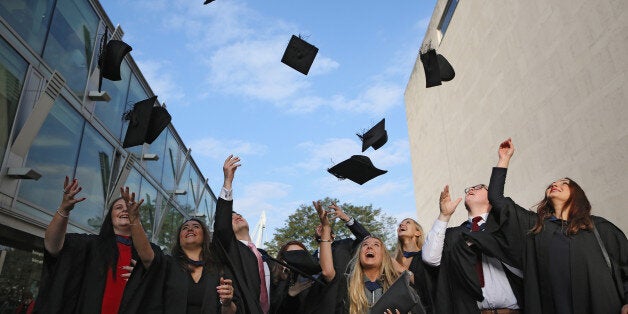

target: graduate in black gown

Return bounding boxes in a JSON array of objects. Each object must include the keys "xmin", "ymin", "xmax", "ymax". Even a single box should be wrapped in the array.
[
  {"xmin": 35, "ymin": 177, "xmax": 162, "ymax": 314},
  {"xmin": 346, "ymin": 236, "xmax": 422, "ymax": 314},
  {"xmin": 482, "ymin": 138, "xmax": 628, "ymax": 314},
  {"xmin": 163, "ymin": 218, "xmax": 238, "ymax": 314},
  {"xmin": 393, "ymin": 218, "xmax": 437, "ymax": 314},
  {"xmin": 214, "ymin": 155, "xmax": 271, "ymax": 314}
]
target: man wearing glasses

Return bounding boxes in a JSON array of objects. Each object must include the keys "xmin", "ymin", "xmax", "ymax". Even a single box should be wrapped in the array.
[{"xmin": 422, "ymin": 184, "xmax": 523, "ymax": 314}]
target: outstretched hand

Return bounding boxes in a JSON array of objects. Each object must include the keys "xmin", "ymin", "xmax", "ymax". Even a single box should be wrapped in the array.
[
  {"xmin": 327, "ymin": 203, "xmax": 350, "ymax": 222},
  {"xmin": 60, "ymin": 176, "xmax": 86, "ymax": 214},
  {"xmin": 223, "ymin": 155, "xmax": 241, "ymax": 189},
  {"xmin": 497, "ymin": 137, "xmax": 515, "ymax": 167},
  {"xmin": 439, "ymin": 185, "xmax": 461, "ymax": 221},
  {"xmin": 120, "ymin": 186, "xmax": 144, "ymax": 224},
  {"xmin": 313, "ymin": 201, "xmax": 331, "ymax": 227}
]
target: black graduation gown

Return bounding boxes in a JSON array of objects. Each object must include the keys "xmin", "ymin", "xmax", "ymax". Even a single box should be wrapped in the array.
[
  {"xmin": 406, "ymin": 252, "xmax": 438, "ymax": 314},
  {"xmin": 34, "ymin": 233, "xmax": 164, "ymax": 314},
  {"xmin": 434, "ymin": 215, "xmax": 523, "ymax": 314},
  {"xmin": 485, "ymin": 167, "xmax": 628, "ymax": 314},
  {"xmin": 162, "ymin": 255, "xmax": 242, "ymax": 314},
  {"xmin": 213, "ymin": 197, "xmax": 265, "ymax": 314}
]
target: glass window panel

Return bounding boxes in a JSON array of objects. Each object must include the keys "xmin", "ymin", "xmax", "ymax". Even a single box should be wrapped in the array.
[
  {"xmin": 157, "ymin": 205, "xmax": 184, "ymax": 253},
  {"xmin": 438, "ymin": 0, "xmax": 459, "ymax": 37},
  {"xmin": 0, "ymin": 244, "xmax": 43, "ymax": 308},
  {"xmin": 18, "ymin": 98, "xmax": 82, "ymax": 213},
  {"xmin": 93, "ymin": 61, "xmax": 131, "ymax": 139},
  {"xmin": 137, "ymin": 180, "xmax": 157, "ymax": 239},
  {"xmin": 161, "ymin": 131, "xmax": 184, "ymax": 191},
  {"xmin": 199, "ymin": 193, "xmax": 216, "ymax": 230},
  {"xmin": 72, "ymin": 124, "xmax": 114, "ymax": 230},
  {"xmin": 0, "ymin": 0, "xmax": 54, "ymax": 54},
  {"xmin": 176, "ymin": 164, "xmax": 192, "ymax": 215},
  {"xmin": 145, "ymin": 130, "xmax": 166, "ymax": 184},
  {"xmin": 42, "ymin": 0, "xmax": 99, "ymax": 99},
  {"xmin": 0, "ymin": 38, "xmax": 29, "ymax": 162}
]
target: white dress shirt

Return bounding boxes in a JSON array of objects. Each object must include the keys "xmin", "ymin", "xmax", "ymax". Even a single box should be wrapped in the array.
[{"xmin": 422, "ymin": 213, "xmax": 521, "ymax": 310}]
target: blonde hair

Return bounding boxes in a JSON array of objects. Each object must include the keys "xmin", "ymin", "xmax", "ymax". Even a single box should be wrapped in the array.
[
  {"xmin": 394, "ymin": 218, "xmax": 425, "ymax": 264},
  {"xmin": 347, "ymin": 236, "xmax": 399, "ymax": 314}
]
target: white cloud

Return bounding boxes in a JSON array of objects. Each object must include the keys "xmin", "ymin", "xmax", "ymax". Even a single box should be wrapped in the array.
[
  {"xmin": 189, "ymin": 137, "xmax": 268, "ymax": 159},
  {"xmin": 135, "ymin": 59, "xmax": 186, "ymax": 105}
]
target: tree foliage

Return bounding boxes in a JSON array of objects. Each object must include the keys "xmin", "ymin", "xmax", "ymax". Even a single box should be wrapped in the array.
[{"xmin": 263, "ymin": 197, "xmax": 398, "ymax": 256}]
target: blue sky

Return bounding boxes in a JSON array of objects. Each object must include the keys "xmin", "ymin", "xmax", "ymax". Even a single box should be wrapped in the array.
[{"xmin": 101, "ymin": 0, "xmax": 437, "ymax": 246}]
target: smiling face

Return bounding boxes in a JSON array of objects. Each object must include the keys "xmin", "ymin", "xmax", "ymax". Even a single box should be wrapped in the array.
[
  {"xmin": 397, "ymin": 218, "xmax": 421, "ymax": 238},
  {"xmin": 231, "ymin": 212, "xmax": 249, "ymax": 234},
  {"xmin": 546, "ymin": 178, "xmax": 571, "ymax": 203},
  {"xmin": 179, "ymin": 220, "xmax": 204, "ymax": 249},
  {"xmin": 111, "ymin": 198, "xmax": 130, "ymax": 233},
  {"xmin": 464, "ymin": 184, "xmax": 489, "ymax": 211},
  {"xmin": 360, "ymin": 237, "xmax": 384, "ymax": 269}
]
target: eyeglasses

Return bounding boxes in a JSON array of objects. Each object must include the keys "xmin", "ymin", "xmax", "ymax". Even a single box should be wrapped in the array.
[{"xmin": 464, "ymin": 184, "xmax": 487, "ymax": 194}]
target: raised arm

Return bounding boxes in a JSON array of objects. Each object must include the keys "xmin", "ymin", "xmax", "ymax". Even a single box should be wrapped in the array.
[
  {"xmin": 422, "ymin": 185, "xmax": 460, "ymax": 266},
  {"xmin": 214, "ymin": 155, "xmax": 241, "ymax": 246},
  {"xmin": 314, "ymin": 201, "xmax": 336, "ymax": 282},
  {"xmin": 44, "ymin": 177, "xmax": 86, "ymax": 256},
  {"xmin": 122, "ymin": 186, "xmax": 154, "ymax": 269},
  {"xmin": 488, "ymin": 138, "xmax": 515, "ymax": 210},
  {"xmin": 329, "ymin": 203, "xmax": 371, "ymax": 241}
]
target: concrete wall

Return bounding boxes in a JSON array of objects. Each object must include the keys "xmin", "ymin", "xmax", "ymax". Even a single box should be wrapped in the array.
[{"xmin": 405, "ymin": 0, "xmax": 628, "ymax": 232}]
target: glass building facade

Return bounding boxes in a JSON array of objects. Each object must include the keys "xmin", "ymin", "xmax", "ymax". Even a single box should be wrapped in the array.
[{"xmin": 0, "ymin": 0, "xmax": 217, "ymax": 309}]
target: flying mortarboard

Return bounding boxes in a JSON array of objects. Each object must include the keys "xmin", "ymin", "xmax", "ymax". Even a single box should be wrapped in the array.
[
  {"xmin": 327, "ymin": 155, "xmax": 387, "ymax": 185},
  {"xmin": 203, "ymin": 0, "xmax": 215, "ymax": 4},
  {"xmin": 357, "ymin": 118, "xmax": 388, "ymax": 152},
  {"xmin": 97, "ymin": 29, "xmax": 132, "ymax": 92},
  {"xmin": 281, "ymin": 35, "xmax": 318, "ymax": 75},
  {"xmin": 370, "ymin": 271, "xmax": 424, "ymax": 314},
  {"xmin": 282, "ymin": 250, "xmax": 322, "ymax": 276},
  {"xmin": 419, "ymin": 48, "xmax": 455, "ymax": 88},
  {"xmin": 122, "ymin": 96, "xmax": 172, "ymax": 148}
]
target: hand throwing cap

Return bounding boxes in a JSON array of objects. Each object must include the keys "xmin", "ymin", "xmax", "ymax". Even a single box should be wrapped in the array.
[
  {"xmin": 327, "ymin": 155, "xmax": 387, "ymax": 185},
  {"xmin": 358, "ymin": 118, "xmax": 388, "ymax": 152},
  {"xmin": 419, "ymin": 49, "xmax": 455, "ymax": 88},
  {"xmin": 122, "ymin": 96, "xmax": 171, "ymax": 148},
  {"xmin": 281, "ymin": 35, "xmax": 318, "ymax": 75},
  {"xmin": 370, "ymin": 271, "xmax": 424, "ymax": 314}
]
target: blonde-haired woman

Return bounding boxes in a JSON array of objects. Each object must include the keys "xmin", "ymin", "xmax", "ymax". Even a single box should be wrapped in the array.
[
  {"xmin": 347, "ymin": 236, "xmax": 421, "ymax": 314},
  {"xmin": 394, "ymin": 218, "xmax": 436, "ymax": 314}
]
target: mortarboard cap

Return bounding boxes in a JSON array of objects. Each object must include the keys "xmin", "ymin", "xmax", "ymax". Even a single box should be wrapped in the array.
[
  {"xmin": 370, "ymin": 271, "xmax": 424, "ymax": 314},
  {"xmin": 327, "ymin": 155, "xmax": 387, "ymax": 185},
  {"xmin": 281, "ymin": 35, "xmax": 318, "ymax": 75},
  {"xmin": 419, "ymin": 49, "xmax": 455, "ymax": 88},
  {"xmin": 282, "ymin": 250, "xmax": 322, "ymax": 276},
  {"xmin": 122, "ymin": 96, "xmax": 171, "ymax": 148},
  {"xmin": 358, "ymin": 118, "xmax": 388, "ymax": 152},
  {"xmin": 145, "ymin": 106, "xmax": 172, "ymax": 144},
  {"xmin": 203, "ymin": 0, "xmax": 215, "ymax": 4},
  {"xmin": 100, "ymin": 40, "xmax": 132, "ymax": 81}
]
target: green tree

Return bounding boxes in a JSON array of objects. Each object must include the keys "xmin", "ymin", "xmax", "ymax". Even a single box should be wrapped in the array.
[{"xmin": 264, "ymin": 197, "xmax": 398, "ymax": 256}]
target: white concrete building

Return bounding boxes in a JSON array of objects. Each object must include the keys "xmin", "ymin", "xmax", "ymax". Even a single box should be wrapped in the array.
[{"xmin": 405, "ymin": 0, "xmax": 627, "ymax": 232}]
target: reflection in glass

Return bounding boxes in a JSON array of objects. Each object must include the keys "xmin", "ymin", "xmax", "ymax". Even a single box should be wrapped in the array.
[
  {"xmin": 145, "ymin": 131, "xmax": 166, "ymax": 184},
  {"xmin": 73, "ymin": 124, "xmax": 113, "ymax": 230},
  {"xmin": 0, "ymin": 38, "xmax": 29, "ymax": 162},
  {"xmin": 158, "ymin": 206, "xmax": 184, "ymax": 253},
  {"xmin": 199, "ymin": 194, "xmax": 216, "ymax": 230},
  {"xmin": 42, "ymin": 0, "xmax": 99, "ymax": 99},
  {"xmin": 138, "ymin": 182, "xmax": 157, "ymax": 239},
  {"xmin": 94, "ymin": 61, "xmax": 131, "ymax": 139},
  {"xmin": 0, "ymin": 0, "xmax": 54, "ymax": 54},
  {"xmin": 162, "ymin": 130, "xmax": 184, "ymax": 191},
  {"xmin": 0, "ymin": 244, "xmax": 43, "ymax": 309},
  {"xmin": 18, "ymin": 98, "xmax": 82, "ymax": 213}
]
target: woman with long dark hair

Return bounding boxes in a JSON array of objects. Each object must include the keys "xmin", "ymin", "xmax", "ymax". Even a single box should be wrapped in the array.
[
  {"xmin": 163, "ymin": 218, "xmax": 237, "ymax": 314},
  {"xmin": 483, "ymin": 138, "xmax": 628, "ymax": 314},
  {"xmin": 35, "ymin": 177, "xmax": 160, "ymax": 313}
]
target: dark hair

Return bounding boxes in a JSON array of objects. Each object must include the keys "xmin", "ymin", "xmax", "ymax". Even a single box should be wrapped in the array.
[
  {"xmin": 171, "ymin": 218, "xmax": 216, "ymax": 273},
  {"xmin": 531, "ymin": 177, "xmax": 593, "ymax": 235},
  {"xmin": 99, "ymin": 197, "xmax": 138, "ymax": 276}
]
